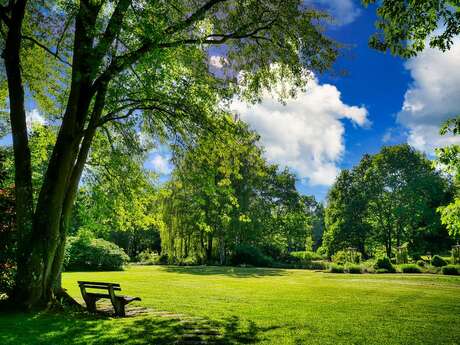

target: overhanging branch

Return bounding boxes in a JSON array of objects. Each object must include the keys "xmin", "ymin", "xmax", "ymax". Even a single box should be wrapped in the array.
[{"xmin": 21, "ymin": 35, "xmax": 72, "ymax": 67}]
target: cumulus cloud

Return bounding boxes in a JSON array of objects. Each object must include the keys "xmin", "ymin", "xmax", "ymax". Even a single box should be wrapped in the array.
[
  {"xmin": 231, "ymin": 77, "xmax": 368, "ymax": 186},
  {"xmin": 304, "ymin": 0, "xmax": 361, "ymax": 25},
  {"xmin": 150, "ymin": 154, "xmax": 172, "ymax": 175},
  {"xmin": 209, "ymin": 55, "xmax": 227, "ymax": 69},
  {"xmin": 397, "ymin": 37, "xmax": 460, "ymax": 153}
]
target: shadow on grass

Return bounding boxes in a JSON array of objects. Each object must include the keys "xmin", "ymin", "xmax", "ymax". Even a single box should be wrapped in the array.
[
  {"xmin": 0, "ymin": 310, "xmax": 277, "ymax": 345},
  {"xmin": 162, "ymin": 265, "xmax": 287, "ymax": 278}
]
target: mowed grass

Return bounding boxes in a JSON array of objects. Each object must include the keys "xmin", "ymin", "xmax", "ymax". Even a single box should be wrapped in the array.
[{"xmin": 1, "ymin": 265, "xmax": 460, "ymax": 345}]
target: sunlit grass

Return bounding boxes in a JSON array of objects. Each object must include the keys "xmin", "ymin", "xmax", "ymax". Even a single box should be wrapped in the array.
[{"xmin": 1, "ymin": 265, "xmax": 459, "ymax": 344}]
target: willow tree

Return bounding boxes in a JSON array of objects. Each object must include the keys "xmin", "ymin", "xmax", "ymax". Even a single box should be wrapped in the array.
[{"xmin": 0, "ymin": 0, "xmax": 338, "ymax": 309}]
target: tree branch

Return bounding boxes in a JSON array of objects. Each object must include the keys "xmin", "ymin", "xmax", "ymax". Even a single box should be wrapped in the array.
[
  {"xmin": 164, "ymin": 0, "xmax": 227, "ymax": 35},
  {"xmin": 93, "ymin": 0, "xmax": 131, "ymax": 64},
  {"xmin": 21, "ymin": 34, "xmax": 72, "ymax": 67}
]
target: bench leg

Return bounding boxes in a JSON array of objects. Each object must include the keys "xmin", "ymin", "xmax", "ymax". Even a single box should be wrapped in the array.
[
  {"xmin": 85, "ymin": 297, "xmax": 97, "ymax": 313},
  {"xmin": 113, "ymin": 300, "xmax": 125, "ymax": 317}
]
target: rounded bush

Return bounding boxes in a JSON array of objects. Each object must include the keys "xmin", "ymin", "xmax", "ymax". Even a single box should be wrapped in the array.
[
  {"xmin": 431, "ymin": 255, "xmax": 448, "ymax": 267},
  {"xmin": 374, "ymin": 256, "xmax": 395, "ymax": 273},
  {"xmin": 346, "ymin": 264, "xmax": 363, "ymax": 274},
  {"xmin": 442, "ymin": 265, "xmax": 459, "ymax": 275},
  {"xmin": 329, "ymin": 263, "xmax": 344, "ymax": 273},
  {"xmin": 416, "ymin": 260, "xmax": 426, "ymax": 267},
  {"xmin": 231, "ymin": 244, "xmax": 273, "ymax": 267},
  {"xmin": 290, "ymin": 251, "xmax": 323, "ymax": 262},
  {"xmin": 400, "ymin": 264, "xmax": 422, "ymax": 273},
  {"xmin": 65, "ymin": 236, "xmax": 129, "ymax": 271},
  {"xmin": 137, "ymin": 250, "xmax": 160, "ymax": 265}
]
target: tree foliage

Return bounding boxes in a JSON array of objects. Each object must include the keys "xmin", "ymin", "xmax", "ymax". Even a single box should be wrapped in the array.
[
  {"xmin": 324, "ymin": 144, "xmax": 451, "ymax": 257},
  {"xmin": 160, "ymin": 119, "xmax": 320, "ymax": 264},
  {"xmin": 436, "ymin": 116, "xmax": 460, "ymax": 241},
  {"xmin": 363, "ymin": 0, "xmax": 460, "ymax": 57}
]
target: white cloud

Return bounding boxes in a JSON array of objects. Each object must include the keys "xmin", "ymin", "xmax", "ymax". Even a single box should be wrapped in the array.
[
  {"xmin": 26, "ymin": 109, "xmax": 45, "ymax": 129},
  {"xmin": 231, "ymin": 77, "xmax": 368, "ymax": 186},
  {"xmin": 150, "ymin": 154, "xmax": 172, "ymax": 175},
  {"xmin": 209, "ymin": 55, "xmax": 227, "ymax": 69},
  {"xmin": 397, "ymin": 37, "xmax": 460, "ymax": 153},
  {"xmin": 304, "ymin": 0, "xmax": 361, "ymax": 25}
]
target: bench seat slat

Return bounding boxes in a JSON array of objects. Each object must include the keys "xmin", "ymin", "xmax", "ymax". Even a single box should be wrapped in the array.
[
  {"xmin": 78, "ymin": 281, "xmax": 121, "ymax": 287},
  {"xmin": 80, "ymin": 284, "xmax": 121, "ymax": 291},
  {"xmin": 85, "ymin": 292, "xmax": 141, "ymax": 302}
]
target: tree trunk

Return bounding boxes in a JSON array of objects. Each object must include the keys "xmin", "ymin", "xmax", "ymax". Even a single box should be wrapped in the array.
[
  {"xmin": 3, "ymin": 0, "xmax": 37, "ymax": 308},
  {"xmin": 218, "ymin": 233, "xmax": 225, "ymax": 265},
  {"xmin": 10, "ymin": 0, "xmax": 103, "ymax": 308},
  {"xmin": 206, "ymin": 233, "xmax": 213, "ymax": 263}
]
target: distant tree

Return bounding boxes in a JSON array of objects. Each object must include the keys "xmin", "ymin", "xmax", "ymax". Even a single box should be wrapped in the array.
[
  {"xmin": 323, "ymin": 145, "xmax": 450, "ymax": 257},
  {"xmin": 436, "ymin": 116, "xmax": 460, "ymax": 242},
  {"xmin": 323, "ymin": 156, "xmax": 373, "ymax": 257},
  {"xmin": 363, "ymin": 0, "xmax": 460, "ymax": 57},
  {"xmin": 160, "ymin": 119, "xmax": 317, "ymax": 264},
  {"xmin": 366, "ymin": 145, "xmax": 448, "ymax": 256},
  {"xmin": 72, "ymin": 131, "xmax": 162, "ymax": 258}
]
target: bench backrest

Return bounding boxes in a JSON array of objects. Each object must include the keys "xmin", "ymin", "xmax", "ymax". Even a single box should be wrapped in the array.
[{"xmin": 78, "ymin": 281, "xmax": 122, "ymax": 291}]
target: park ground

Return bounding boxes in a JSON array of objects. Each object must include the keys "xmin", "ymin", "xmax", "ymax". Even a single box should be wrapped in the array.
[{"xmin": 1, "ymin": 265, "xmax": 459, "ymax": 345}]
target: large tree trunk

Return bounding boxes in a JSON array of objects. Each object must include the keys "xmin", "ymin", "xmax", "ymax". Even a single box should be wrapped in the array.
[
  {"xmin": 11, "ymin": 0, "xmax": 103, "ymax": 308},
  {"xmin": 3, "ymin": 0, "xmax": 36, "ymax": 308}
]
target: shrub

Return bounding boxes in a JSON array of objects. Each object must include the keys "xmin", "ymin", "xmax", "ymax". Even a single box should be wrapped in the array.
[
  {"xmin": 137, "ymin": 250, "xmax": 160, "ymax": 265},
  {"xmin": 376, "ymin": 268, "xmax": 389, "ymax": 274},
  {"xmin": 331, "ymin": 250, "xmax": 348, "ymax": 264},
  {"xmin": 0, "ymin": 263, "xmax": 16, "ymax": 297},
  {"xmin": 65, "ymin": 236, "xmax": 129, "ymax": 271},
  {"xmin": 416, "ymin": 260, "xmax": 426, "ymax": 267},
  {"xmin": 395, "ymin": 246, "xmax": 409, "ymax": 264},
  {"xmin": 374, "ymin": 256, "xmax": 395, "ymax": 273},
  {"xmin": 400, "ymin": 264, "xmax": 422, "ymax": 273},
  {"xmin": 231, "ymin": 244, "xmax": 273, "ymax": 267},
  {"xmin": 452, "ymin": 246, "xmax": 460, "ymax": 265},
  {"xmin": 332, "ymin": 250, "xmax": 361, "ymax": 264},
  {"xmin": 290, "ymin": 251, "xmax": 323, "ymax": 262},
  {"xmin": 177, "ymin": 256, "xmax": 200, "ymax": 266},
  {"xmin": 329, "ymin": 264, "xmax": 344, "ymax": 273},
  {"xmin": 303, "ymin": 260, "xmax": 328, "ymax": 270},
  {"xmin": 442, "ymin": 265, "xmax": 460, "ymax": 275},
  {"xmin": 260, "ymin": 243, "xmax": 283, "ymax": 261},
  {"xmin": 431, "ymin": 255, "xmax": 448, "ymax": 267},
  {"xmin": 346, "ymin": 264, "xmax": 363, "ymax": 274}
]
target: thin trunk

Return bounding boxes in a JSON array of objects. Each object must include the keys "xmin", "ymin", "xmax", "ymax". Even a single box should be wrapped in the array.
[
  {"xmin": 206, "ymin": 233, "xmax": 213, "ymax": 263},
  {"xmin": 218, "ymin": 233, "xmax": 225, "ymax": 265}
]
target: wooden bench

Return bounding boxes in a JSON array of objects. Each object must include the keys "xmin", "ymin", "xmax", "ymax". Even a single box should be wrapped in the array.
[{"xmin": 78, "ymin": 281, "xmax": 141, "ymax": 316}]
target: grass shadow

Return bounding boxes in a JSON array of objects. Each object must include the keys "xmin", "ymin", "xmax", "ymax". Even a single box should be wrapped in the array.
[
  {"xmin": 162, "ymin": 265, "xmax": 288, "ymax": 278},
  {"xmin": 0, "ymin": 310, "xmax": 276, "ymax": 345}
]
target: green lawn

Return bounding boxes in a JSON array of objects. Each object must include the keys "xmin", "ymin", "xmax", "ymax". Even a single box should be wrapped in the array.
[{"xmin": 1, "ymin": 265, "xmax": 460, "ymax": 345}]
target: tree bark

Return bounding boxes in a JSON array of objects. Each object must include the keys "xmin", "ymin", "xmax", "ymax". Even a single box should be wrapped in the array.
[
  {"xmin": 10, "ymin": 0, "xmax": 103, "ymax": 308},
  {"xmin": 2, "ymin": 0, "xmax": 36, "ymax": 308}
]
